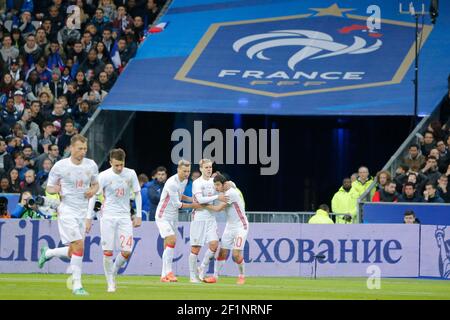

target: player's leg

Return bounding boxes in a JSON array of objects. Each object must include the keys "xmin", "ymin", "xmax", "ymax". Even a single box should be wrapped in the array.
[
  {"xmin": 101, "ymin": 217, "xmax": 116, "ymax": 292},
  {"xmin": 113, "ymin": 217, "xmax": 133, "ymax": 281},
  {"xmin": 198, "ymin": 220, "xmax": 219, "ymax": 280},
  {"xmin": 232, "ymin": 229, "xmax": 248, "ymax": 285},
  {"xmin": 204, "ymin": 228, "xmax": 232, "ymax": 283},
  {"xmin": 156, "ymin": 219, "xmax": 177, "ymax": 282},
  {"xmin": 69, "ymin": 238, "xmax": 86, "ymax": 293},
  {"xmin": 39, "ymin": 216, "xmax": 72, "ymax": 268},
  {"xmin": 189, "ymin": 245, "xmax": 201, "ymax": 283},
  {"xmin": 163, "ymin": 234, "xmax": 177, "ymax": 281},
  {"xmin": 189, "ymin": 220, "xmax": 205, "ymax": 282}
]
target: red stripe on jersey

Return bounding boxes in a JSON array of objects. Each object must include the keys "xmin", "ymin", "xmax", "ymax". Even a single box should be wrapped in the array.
[
  {"xmin": 103, "ymin": 252, "xmax": 113, "ymax": 256},
  {"xmin": 158, "ymin": 194, "xmax": 170, "ymax": 218},
  {"xmin": 233, "ymin": 202, "xmax": 248, "ymax": 230},
  {"xmin": 166, "ymin": 244, "xmax": 175, "ymax": 249}
]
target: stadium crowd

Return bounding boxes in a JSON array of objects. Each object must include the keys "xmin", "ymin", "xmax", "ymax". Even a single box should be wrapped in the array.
[
  {"xmin": 326, "ymin": 75, "xmax": 450, "ymax": 225},
  {"xmin": 0, "ymin": 0, "xmax": 167, "ymax": 219}
]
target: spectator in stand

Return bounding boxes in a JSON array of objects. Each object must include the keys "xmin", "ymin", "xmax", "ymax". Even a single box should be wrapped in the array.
[
  {"xmin": 403, "ymin": 210, "xmax": 420, "ymax": 224},
  {"xmin": 13, "ymin": 151, "xmax": 30, "ymax": 181},
  {"xmin": 17, "ymin": 108, "xmax": 40, "ymax": 151},
  {"xmin": 429, "ymin": 148, "xmax": 448, "ymax": 173},
  {"xmin": 112, "ymin": 5, "xmax": 134, "ymax": 34},
  {"xmin": 427, "ymin": 120, "xmax": 445, "ymax": 142},
  {"xmin": 372, "ymin": 181, "xmax": 398, "ymax": 202},
  {"xmin": 0, "ymin": 73, "xmax": 15, "ymax": 97},
  {"xmin": 34, "ymin": 144, "xmax": 60, "ymax": 172},
  {"xmin": 38, "ymin": 121, "xmax": 56, "ymax": 154},
  {"xmin": 99, "ymin": 0, "xmax": 118, "ymax": 21},
  {"xmin": 48, "ymin": 99, "xmax": 71, "ymax": 136},
  {"xmin": 98, "ymin": 71, "xmax": 113, "ymax": 91},
  {"xmin": 21, "ymin": 34, "xmax": 43, "ymax": 68},
  {"xmin": 0, "ymin": 177, "xmax": 13, "ymax": 193},
  {"xmin": 1, "ymin": 34, "xmax": 20, "ymax": 65},
  {"xmin": 420, "ymin": 131, "xmax": 436, "ymax": 157},
  {"xmin": 437, "ymin": 174, "xmax": 450, "ymax": 203},
  {"xmin": 57, "ymin": 118, "xmax": 76, "ymax": 156},
  {"xmin": 375, "ymin": 170, "xmax": 391, "ymax": 191},
  {"xmin": 423, "ymin": 182, "xmax": 445, "ymax": 203},
  {"xmin": 402, "ymin": 144, "xmax": 425, "ymax": 172},
  {"xmin": 398, "ymin": 182, "xmax": 423, "ymax": 202},
  {"xmin": 331, "ymin": 177, "xmax": 359, "ymax": 224},
  {"xmin": 9, "ymin": 58, "xmax": 26, "ymax": 83},
  {"xmin": 1, "ymin": 97, "xmax": 21, "ymax": 128},
  {"xmin": 0, "ymin": 138, "xmax": 14, "ymax": 177},
  {"xmin": 22, "ymin": 144, "xmax": 36, "ymax": 169},
  {"xmin": 20, "ymin": 169, "xmax": 45, "ymax": 196},
  {"xmin": 37, "ymin": 158, "xmax": 53, "ymax": 188},
  {"xmin": 29, "ymin": 101, "xmax": 44, "ymax": 130},
  {"xmin": 8, "ymin": 168, "xmax": 21, "ymax": 193},
  {"xmin": 352, "ymin": 166, "xmax": 374, "ymax": 198},
  {"xmin": 73, "ymin": 100, "xmax": 92, "ymax": 129},
  {"xmin": 420, "ymin": 156, "xmax": 441, "ymax": 186},
  {"xmin": 148, "ymin": 166, "xmax": 167, "ymax": 221},
  {"xmin": 436, "ymin": 140, "xmax": 449, "ymax": 166},
  {"xmin": 117, "ymin": 36, "xmax": 137, "ymax": 68}
]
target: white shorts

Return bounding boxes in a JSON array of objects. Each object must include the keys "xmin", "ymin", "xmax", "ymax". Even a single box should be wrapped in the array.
[
  {"xmin": 221, "ymin": 225, "xmax": 248, "ymax": 251},
  {"xmin": 156, "ymin": 219, "xmax": 177, "ymax": 239},
  {"xmin": 190, "ymin": 219, "xmax": 219, "ymax": 246},
  {"xmin": 58, "ymin": 214, "xmax": 86, "ymax": 245},
  {"xmin": 100, "ymin": 216, "xmax": 133, "ymax": 252}
]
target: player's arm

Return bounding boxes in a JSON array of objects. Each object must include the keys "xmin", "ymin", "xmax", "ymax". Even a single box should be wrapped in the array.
[
  {"xmin": 85, "ymin": 162, "xmax": 100, "ymax": 199},
  {"xmin": 181, "ymin": 194, "xmax": 193, "ymax": 202},
  {"xmin": 206, "ymin": 201, "xmax": 228, "ymax": 212},
  {"xmin": 133, "ymin": 191, "xmax": 142, "ymax": 227},
  {"xmin": 86, "ymin": 196, "xmax": 96, "ymax": 233},
  {"xmin": 46, "ymin": 163, "xmax": 61, "ymax": 195},
  {"xmin": 168, "ymin": 184, "xmax": 202, "ymax": 210}
]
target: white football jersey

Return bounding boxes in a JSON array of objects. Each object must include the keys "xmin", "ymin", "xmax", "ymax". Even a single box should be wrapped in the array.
[
  {"xmin": 156, "ymin": 173, "xmax": 187, "ymax": 221},
  {"xmin": 47, "ymin": 157, "xmax": 99, "ymax": 216},
  {"xmin": 192, "ymin": 176, "xmax": 217, "ymax": 221},
  {"xmin": 98, "ymin": 167, "xmax": 140, "ymax": 218},
  {"xmin": 224, "ymin": 188, "xmax": 248, "ymax": 230}
]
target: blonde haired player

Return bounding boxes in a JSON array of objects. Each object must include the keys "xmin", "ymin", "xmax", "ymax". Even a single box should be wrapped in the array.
[
  {"xmin": 86, "ymin": 148, "xmax": 142, "ymax": 292},
  {"xmin": 189, "ymin": 159, "xmax": 229, "ymax": 283},
  {"xmin": 156, "ymin": 160, "xmax": 202, "ymax": 282},
  {"xmin": 38, "ymin": 135, "xmax": 99, "ymax": 295},
  {"xmin": 204, "ymin": 173, "xmax": 249, "ymax": 285}
]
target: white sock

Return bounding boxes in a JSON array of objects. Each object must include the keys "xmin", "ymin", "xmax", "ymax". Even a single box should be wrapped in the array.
[
  {"xmin": 214, "ymin": 258, "xmax": 226, "ymax": 278},
  {"xmin": 45, "ymin": 247, "xmax": 69, "ymax": 259},
  {"xmin": 201, "ymin": 248, "xmax": 216, "ymax": 269},
  {"xmin": 162, "ymin": 246, "xmax": 175, "ymax": 276},
  {"xmin": 236, "ymin": 258, "xmax": 245, "ymax": 276},
  {"xmin": 189, "ymin": 253, "xmax": 198, "ymax": 279},
  {"xmin": 103, "ymin": 254, "xmax": 114, "ymax": 286},
  {"xmin": 113, "ymin": 253, "xmax": 128, "ymax": 275},
  {"xmin": 71, "ymin": 254, "xmax": 83, "ymax": 290}
]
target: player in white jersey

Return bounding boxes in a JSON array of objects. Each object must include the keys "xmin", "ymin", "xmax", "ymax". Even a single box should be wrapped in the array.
[
  {"xmin": 204, "ymin": 174, "xmax": 249, "ymax": 285},
  {"xmin": 156, "ymin": 159, "xmax": 202, "ymax": 282},
  {"xmin": 38, "ymin": 135, "xmax": 99, "ymax": 295},
  {"xmin": 189, "ymin": 159, "xmax": 229, "ymax": 283},
  {"xmin": 85, "ymin": 148, "xmax": 142, "ymax": 292}
]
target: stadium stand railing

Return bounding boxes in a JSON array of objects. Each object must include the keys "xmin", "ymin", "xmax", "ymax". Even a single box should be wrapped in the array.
[{"xmin": 357, "ymin": 105, "xmax": 443, "ymax": 223}]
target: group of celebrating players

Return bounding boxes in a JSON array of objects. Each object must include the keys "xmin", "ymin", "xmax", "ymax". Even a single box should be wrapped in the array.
[{"xmin": 37, "ymin": 134, "xmax": 249, "ymax": 295}]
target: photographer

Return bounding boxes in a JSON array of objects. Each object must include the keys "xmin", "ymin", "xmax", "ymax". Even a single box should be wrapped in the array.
[
  {"xmin": 0, "ymin": 196, "xmax": 11, "ymax": 219},
  {"xmin": 11, "ymin": 191, "xmax": 45, "ymax": 219}
]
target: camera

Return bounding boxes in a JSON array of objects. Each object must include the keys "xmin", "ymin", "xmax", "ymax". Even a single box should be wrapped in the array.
[
  {"xmin": 94, "ymin": 200, "xmax": 102, "ymax": 212},
  {"xmin": 27, "ymin": 196, "xmax": 59, "ymax": 209}
]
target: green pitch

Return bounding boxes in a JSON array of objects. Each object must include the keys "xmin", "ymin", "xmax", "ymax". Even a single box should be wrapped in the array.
[{"xmin": 0, "ymin": 274, "xmax": 449, "ymax": 300}]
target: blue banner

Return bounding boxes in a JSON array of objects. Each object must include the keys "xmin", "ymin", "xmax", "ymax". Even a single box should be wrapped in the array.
[
  {"xmin": 100, "ymin": 0, "xmax": 450, "ymax": 115},
  {"xmin": 363, "ymin": 203, "xmax": 450, "ymax": 225}
]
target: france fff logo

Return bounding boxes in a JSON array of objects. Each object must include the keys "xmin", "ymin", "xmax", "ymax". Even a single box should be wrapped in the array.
[{"xmin": 175, "ymin": 3, "xmax": 433, "ymax": 97}]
